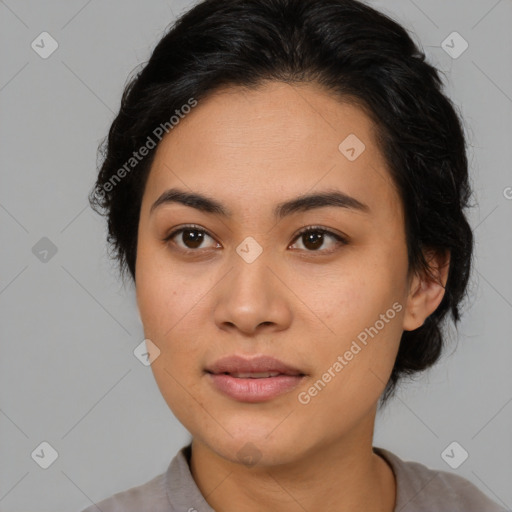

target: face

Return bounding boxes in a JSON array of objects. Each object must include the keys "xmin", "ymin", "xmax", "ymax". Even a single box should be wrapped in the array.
[{"xmin": 135, "ymin": 81, "xmax": 421, "ymax": 466}]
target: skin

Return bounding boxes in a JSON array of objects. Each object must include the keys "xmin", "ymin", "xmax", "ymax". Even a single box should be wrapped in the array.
[{"xmin": 135, "ymin": 81, "xmax": 450, "ymax": 512}]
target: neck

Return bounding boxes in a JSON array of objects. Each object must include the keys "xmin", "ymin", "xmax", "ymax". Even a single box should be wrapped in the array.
[{"xmin": 189, "ymin": 414, "xmax": 396, "ymax": 512}]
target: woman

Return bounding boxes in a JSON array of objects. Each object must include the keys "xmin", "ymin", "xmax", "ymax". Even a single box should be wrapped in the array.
[{"xmin": 83, "ymin": 0, "xmax": 506, "ymax": 510}]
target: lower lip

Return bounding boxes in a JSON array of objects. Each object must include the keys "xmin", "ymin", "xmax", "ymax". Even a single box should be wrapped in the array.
[{"xmin": 207, "ymin": 373, "xmax": 305, "ymax": 402}]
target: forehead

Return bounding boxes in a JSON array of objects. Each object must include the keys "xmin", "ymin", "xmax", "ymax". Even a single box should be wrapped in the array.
[{"xmin": 144, "ymin": 81, "xmax": 401, "ymax": 222}]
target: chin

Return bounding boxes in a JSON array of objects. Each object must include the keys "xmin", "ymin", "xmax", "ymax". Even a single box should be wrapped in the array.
[{"xmin": 191, "ymin": 419, "xmax": 311, "ymax": 468}]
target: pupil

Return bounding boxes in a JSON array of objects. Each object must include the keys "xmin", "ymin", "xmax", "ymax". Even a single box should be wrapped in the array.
[
  {"xmin": 183, "ymin": 229, "xmax": 203, "ymax": 248},
  {"xmin": 304, "ymin": 231, "xmax": 323, "ymax": 250}
]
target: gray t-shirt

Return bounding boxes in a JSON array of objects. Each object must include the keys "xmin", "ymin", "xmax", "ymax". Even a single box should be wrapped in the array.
[{"xmin": 80, "ymin": 444, "xmax": 509, "ymax": 511}]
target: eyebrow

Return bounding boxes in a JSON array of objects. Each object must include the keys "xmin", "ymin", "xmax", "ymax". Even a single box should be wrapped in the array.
[{"xmin": 149, "ymin": 187, "xmax": 370, "ymax": 218}]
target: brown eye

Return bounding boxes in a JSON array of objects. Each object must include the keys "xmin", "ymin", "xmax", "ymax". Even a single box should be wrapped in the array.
[
  {"xmin": 164, "ymin": 225, "xmax": 218, "ymax": 251},
  {"xmin": 290, "ymin": 227, "xmax": 347, "ymax": 252},
  {"xmin": 180, "ymin": 228, "xmax": 205, "ymax": 249},
  {"xmin": 302, "ymin": 230, "xmax": 324, "ymax": 250}
]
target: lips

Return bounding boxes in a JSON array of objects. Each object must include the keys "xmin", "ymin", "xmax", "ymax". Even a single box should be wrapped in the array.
[
  {"xmin": 227, "ymin": 371, "xmax": 282, "ymax": 379},
  {"xmin": 205, "ymin": 354, "xmax": 305, "ymax": 377},
  {"xmin": 205, "ymin": 355, "xmax": 306, "ymax": 402}
]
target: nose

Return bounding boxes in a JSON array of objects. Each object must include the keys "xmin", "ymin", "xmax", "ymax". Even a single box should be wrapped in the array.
[{"xmin": 213, "ymin": 250, "xmax": 293, "ymax": 335}]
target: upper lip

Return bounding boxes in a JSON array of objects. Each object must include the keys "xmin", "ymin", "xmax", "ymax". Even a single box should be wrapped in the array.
[{"xmin": 205, "ymin": 355, "xmax": 305, "ymax": 376}]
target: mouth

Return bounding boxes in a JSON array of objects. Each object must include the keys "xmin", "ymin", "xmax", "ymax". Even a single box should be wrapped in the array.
[
  {"xmin": 205, "ymin": 354, "xmax": 306, "ymax": 376},
  {"xmin": 205, "ymin": 355, "xmax": 307, "ymax": 402},
  {"xmin": 209, "ymin": 371, "xmax": 302, "ymax": 378}
]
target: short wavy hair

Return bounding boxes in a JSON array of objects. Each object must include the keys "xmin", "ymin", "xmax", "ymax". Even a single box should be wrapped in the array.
[{"xmin": 89, "ymin": 0, "xmax": 475, "ymax": 404}]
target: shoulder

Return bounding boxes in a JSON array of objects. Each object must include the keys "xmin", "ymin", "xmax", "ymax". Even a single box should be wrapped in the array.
[
  {"xmin": 78, "ymin": 445, "xmax": 212, "ymax": 512},
  {"xmin": 79, "ymin": 471, "xmax": 169, "ymax": 512},
  {"xmin": 374, "ymin": 447, "xmax": 509, "ymax": 512}
]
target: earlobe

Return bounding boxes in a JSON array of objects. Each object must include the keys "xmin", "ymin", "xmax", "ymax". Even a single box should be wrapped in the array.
[{"xmin": 402, "ymin": 249, "xmax": 450, "ymax": 332}]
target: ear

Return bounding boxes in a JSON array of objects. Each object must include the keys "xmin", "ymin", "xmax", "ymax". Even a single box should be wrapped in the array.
[{"xmin": 402, "ymin": 249, "xmax": 451, "ymax": 332}]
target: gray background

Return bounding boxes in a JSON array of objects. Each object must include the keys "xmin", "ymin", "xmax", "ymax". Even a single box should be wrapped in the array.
[{"xmin": 1, "ymin": 0, "xmax": 511, "ymax": 510}]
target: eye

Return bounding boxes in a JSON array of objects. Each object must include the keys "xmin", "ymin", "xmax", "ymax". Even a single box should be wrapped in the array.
[
  {"xmin": 163, "ymin": 224, "xmax": 219, "ymax": 252},
  {"xmin": 163, "ymin": 224, "xmax": 347, "ymax": 254},
  {"xmin": 289, "ymin": 226, "xmax": 347, "ymax": 253}
]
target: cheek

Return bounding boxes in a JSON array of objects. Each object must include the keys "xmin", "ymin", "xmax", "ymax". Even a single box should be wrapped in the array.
[
  {"xmin": 295, "ymin": 307, "xmax": 402, "ymax": 429},
  {"xmin": 289, "ymin": 255, "xmax": 399, "ymax": 332},
  {"xmin": 136, "ymin": 250, "xmax": 206, "ymax": 339},
  {"xmin": 292, "ymin": 256, "xmax": 405, "ymax": 390},
  {"xmin": 135, "ymin": 253, "xmax": 211, "ymax": 373},
  {"xmin": 137, "ymin": 278, "xmax": 209, "ymax": 383}
]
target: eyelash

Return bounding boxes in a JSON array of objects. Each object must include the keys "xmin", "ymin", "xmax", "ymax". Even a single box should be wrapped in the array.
[{"xmin": 163, "ymin": 224, "xmax": 348, "ymax": 255}]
